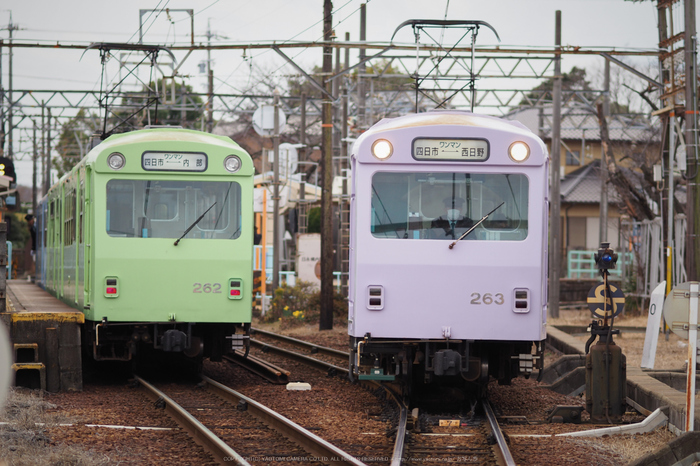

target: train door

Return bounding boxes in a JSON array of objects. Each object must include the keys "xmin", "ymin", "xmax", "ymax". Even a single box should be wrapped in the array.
[
  {"xmin": 76, "ymin": 173, "xmax": 84, "ymax": 309},
  {"xmin": 56, "ymin": 193, "xmax": 63, "ymax": 298},
  {"xmin": 83, "ymin": 167, "xmax": 91, "ymax": 309},
  {"xmin": 47, "ymin": 198, "xmax": 55, "ymax": 290}
]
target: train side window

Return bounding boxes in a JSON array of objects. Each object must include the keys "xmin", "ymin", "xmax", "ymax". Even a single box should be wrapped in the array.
[
  {"xmin": 79, "ymin": 181, "xmax": 84, "ymax": 244},
  {"xmin": 106, "ymin": 180, "xmax": 135, "ymax": 237},
  {"xmin": 64, "ymin": 189, "xmax": 76, "ymax": 246}
]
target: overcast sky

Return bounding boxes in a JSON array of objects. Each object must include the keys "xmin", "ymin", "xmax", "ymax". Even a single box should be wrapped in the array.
[{"xmin": 0, "ymin": 0, "xmax": 673, "ymax": 186}]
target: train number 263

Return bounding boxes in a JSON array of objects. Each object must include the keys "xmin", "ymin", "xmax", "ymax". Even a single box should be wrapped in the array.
[
  {"xmin": 470, "ymin": 292, "xmax": 504, "ymax": 305},
  {"xmin": 193, "ymin": 283, "xmax": 222, "ymax": 293}
]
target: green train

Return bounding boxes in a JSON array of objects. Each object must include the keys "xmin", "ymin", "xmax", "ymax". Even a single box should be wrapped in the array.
[{"xmin": 36, "ymin": 128, "xmax": 254, "ymax": 368}]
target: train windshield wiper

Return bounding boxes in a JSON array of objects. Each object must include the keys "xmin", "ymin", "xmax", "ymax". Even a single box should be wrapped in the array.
[
  {"xmin": 174, "ymin": 202, "xmax": 217, "ymax": 246},
  {"xmin": 448, "ymin": 202, "xmax": 504, "ymax": 250}
]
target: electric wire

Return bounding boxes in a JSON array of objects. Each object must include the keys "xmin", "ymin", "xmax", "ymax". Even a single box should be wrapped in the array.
[{"xmin": 215, "ymin": 0, "xmax": 368, "ymax": 95}]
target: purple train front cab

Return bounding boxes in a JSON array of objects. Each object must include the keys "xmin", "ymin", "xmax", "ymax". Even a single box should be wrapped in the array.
[{"xmin": 348, "ymin": 111, "xmax": 549, "ymax": 393}]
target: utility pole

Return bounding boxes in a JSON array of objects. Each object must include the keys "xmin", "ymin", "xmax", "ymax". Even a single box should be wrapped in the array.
[
  {"xmin": 685, "ymin": 0, "xmax": 699, "ymax": 280},
  {"xmin": 272, "ymin": 89, "xmax": 281, "ymax": 291},
  {"xmin": 206, "ymin": 19, "xmax": 214, "ymax": 133},
  {"xmin": 45, "ymin": 107, "xmax": 52, "ymax": 192},
  {"xmin": 298, "ymin": 93, "xmax": 307, "ymax": 234},
  {"xmin": 319, "ymin": 0, "xmax": 334, "ymax": 330},
  {"xmin": 32, "ymin": 121, "xmax": 37, "ymax": 214},
  {"xmin": 5, "ymin": 14, "xmax": 18, "ymax": 161},
  {"xmin": 358, "ymin": 3, "xmax": 366, "ymax": 128},
  {"xmin": 599, "ymin": 58, "xmax": 610, "ymax": 245},
  {"xmin": 549, "ymin": 11, "xmax": 562, "ymax": 319},
  {"xmin": 41, "ymin": 103, "xmax": 46, "ymax": 195},
  {"xmin": 340, "ymin": 32, "xmax": 350, "ymax": 296}
]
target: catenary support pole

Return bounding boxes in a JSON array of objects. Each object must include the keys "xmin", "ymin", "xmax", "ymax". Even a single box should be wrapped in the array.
[
  {"xmin": 272, "ymin": 90, "xmax": 281, "ymax": 291},
  {"xmin": 685, "ymin": 0, "xmax": 698, "ymax": 281},
  {"xmin": 320, "ymin": 0, "xmax": 334, "ymax": 330},
  {"xmin": 549, "ymin": 11, "xmax": 562, "ymax": 319},
  {"xmin": 599, "ymin": 58, "xmax": 609, "ymax": 245}
]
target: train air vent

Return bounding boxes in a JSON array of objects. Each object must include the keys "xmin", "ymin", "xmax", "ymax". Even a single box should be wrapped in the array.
[
  {"xmin": 513, "ymin": 288, "xmax": 530, "ymax": 313},
  {"xmin": 367, "ymin": 286, "xmax": 384, "ymax": 310}
]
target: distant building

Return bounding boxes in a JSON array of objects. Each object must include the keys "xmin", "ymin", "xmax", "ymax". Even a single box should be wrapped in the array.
[{"xmin": 506, "ymin": 103, "xmax": 661, "ymax": 277}]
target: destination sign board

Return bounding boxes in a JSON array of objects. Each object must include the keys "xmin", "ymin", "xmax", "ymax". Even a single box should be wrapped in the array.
[
  {"xmin": 142, "ymin": 151, "xmax": 207, "ymax": 172},
  {"xmin": 412, "ymin": 138, "xmax": 489, "ymax": 162}
]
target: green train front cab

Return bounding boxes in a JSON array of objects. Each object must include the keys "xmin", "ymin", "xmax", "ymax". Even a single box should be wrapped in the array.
[{"xmin": 83, "ymin": 129, "xmax": 254, "ymax": 362}]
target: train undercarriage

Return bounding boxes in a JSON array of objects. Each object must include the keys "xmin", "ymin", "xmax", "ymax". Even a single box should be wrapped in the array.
[
  {"xmin": 83, "ymin": 319, "xmax": 251, "ymax": 372},
  {"xmin": 349, "ymin": 334, "xmax": 544, "ymax": 398}
]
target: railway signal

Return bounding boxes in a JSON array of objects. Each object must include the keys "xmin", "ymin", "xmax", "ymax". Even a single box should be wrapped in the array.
[{"xmin": 585, "ymin": 242, "xmax": 626, "ymax": 423}]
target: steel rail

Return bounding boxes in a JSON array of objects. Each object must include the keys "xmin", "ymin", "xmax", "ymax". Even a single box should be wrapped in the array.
[
  {"xmin": 483, "ymin": 398, "xmax": 516, "ymax": 466},
  {"xmin": 202, "ymin": 376, "xmax": 367, "ymax": 466},
  {"xmin": 134, "ymin": 375, "xmax": 250, "ymax": 466},
  {"xmin": 247, "ymin": 331, "xmax": 407, "ymax": 465},
  {"xmin": 222, "ymin": 350, "xmax": 290, "ymax": 385},
  {"xmin": 389, "ymin": 403, "xmax": 409, "ymax": 466},
  {"xmin": 250, "ymin": 338, "xmax": 349, "ymax": 375},
  {"xmin": 251, "ymin": 327, "xmax": 350, "ymax": 359}
]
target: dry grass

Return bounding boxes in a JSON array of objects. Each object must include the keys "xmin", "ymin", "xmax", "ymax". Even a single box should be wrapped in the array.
[
  {"xmin": 587, "ymin": 429, "xmax": 678, "ymax": 463},
  {"xmin": 0, "ymin": 388, "xmax": 109, "ymax": 466}
]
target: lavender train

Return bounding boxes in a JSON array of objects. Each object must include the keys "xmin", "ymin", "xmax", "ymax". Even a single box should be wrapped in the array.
[{"xmin": 348, "ymin": 111, "xmax": 549, "ymax": 394}]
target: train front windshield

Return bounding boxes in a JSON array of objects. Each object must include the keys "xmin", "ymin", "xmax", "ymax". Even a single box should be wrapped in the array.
[
  {"xmin": 106, "ymin": 179, "xmax": 242, "ymax": 240},
  {"xmin": 371, "ymin": 172, "xmax": 528, "ymax": 241}
]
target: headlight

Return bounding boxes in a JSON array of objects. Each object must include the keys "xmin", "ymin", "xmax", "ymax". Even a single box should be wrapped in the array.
[
  {"xmin": 508, "ymin": 142, "xmax": 530, "ymax": 162},
  {"xmin": 107, "ymin": 152, "xmax": 126, "ymax": 170},
  {"xmin": 371, "ymin": 139, "xmax": 393, "ymax": 160},
  {"xmin": 224, "ymin": 155, "xmax": 242, "ymax": 173}
]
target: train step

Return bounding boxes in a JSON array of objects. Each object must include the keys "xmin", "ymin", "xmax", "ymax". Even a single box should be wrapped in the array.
[
  {"xmin": 12, "ymin": 362, "xmax": 46, "ymax": 391},
  {"xmin": 14, "ymin": 343, "xmax": 39, "ymax": 363}
]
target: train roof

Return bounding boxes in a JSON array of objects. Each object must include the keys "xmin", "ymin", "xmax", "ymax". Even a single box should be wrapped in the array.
[
  {"xmin": 352, "ymin": 110, "xmax": 548, "ymax": 165},
  {"xmin": 89, "ymin": 128, "xmax": 241, "ymax": 159},
  {"xmin": 361, "ymin": 110, "xmax": 534, "ymax": 136},
  {"xmin": 50, "ymin": 128, "xmax": 246, "ymax": 188}
]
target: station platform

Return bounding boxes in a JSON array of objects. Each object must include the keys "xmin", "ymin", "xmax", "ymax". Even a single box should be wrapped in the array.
[
  {"xmin": 1, "ymin": 280, "xmax": 83, "ymax": 392},
  {"xmin": 547, "ymin": 325, "xmax": 700, "ymax": 439}
]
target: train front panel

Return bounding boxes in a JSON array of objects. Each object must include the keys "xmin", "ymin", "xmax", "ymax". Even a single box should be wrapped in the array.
[
  {"xmin": 348, "ymin": 111, "xmax": 549, "ymax": 385},
  {"xmin": 39, "ymin": 128, "xmax": 254, "ymax": 362},
  {"xmin": 86, "ymin": 129, "xmax": 254, "ymax": 326}
]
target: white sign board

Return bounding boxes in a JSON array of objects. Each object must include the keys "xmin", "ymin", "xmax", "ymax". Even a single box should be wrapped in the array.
[
  {"xmin": 254, "ymin": 186, "xmax": 290, "ymax": 213},
  {"xmin": 296, "ymin": 233, "xmax": 321, "ymax": 289},
  {"xmin": 252, "ymin": 105, "xmax": 287, "ymax": 137},
  {"xmin": 641, "ymin": 281, "xmax": 666, "ymax": 369},
  {"xmin": 268, "ymin": 143, "xmax": 299, "ymax": 179}
]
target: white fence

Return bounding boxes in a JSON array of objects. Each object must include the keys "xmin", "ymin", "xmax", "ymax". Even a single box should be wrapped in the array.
[{"xmin": 619, "ymin": 216, "xmax": 687, "ymax": 298}]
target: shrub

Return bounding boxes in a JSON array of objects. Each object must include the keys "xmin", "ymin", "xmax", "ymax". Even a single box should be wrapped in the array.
[{"xmin": 262, "ymin": 280, "xmax": 348, "ymax": 327}]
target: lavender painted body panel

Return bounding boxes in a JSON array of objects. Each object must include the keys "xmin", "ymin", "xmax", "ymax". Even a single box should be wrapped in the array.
[{"xmin": 349, "ymin": 111, "xmax": 549, "ymax": 342}]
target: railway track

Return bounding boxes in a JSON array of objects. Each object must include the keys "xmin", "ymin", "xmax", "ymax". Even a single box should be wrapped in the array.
[
  {"xmin": 395, "ymin": 398, "xmax": 514, "ymax": 466},
  {"xmin": 250, "ymin": 327, "xmax": 349, "ymax": 373},
  {"xmin": 246, "ymin": 329, "xmax": 518, "ymax": 466},
  {"xmin": 223, "ymin": 349, "xmax": 291, "ymax": 384},
  {"xmin": 134, "ymin": 375, "xmax": 366, "ymax": 465}
]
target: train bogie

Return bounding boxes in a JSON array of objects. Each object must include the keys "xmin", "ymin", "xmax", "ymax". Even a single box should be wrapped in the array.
[{"xmin": 348, "ymin": 111, "xmax": 548, "ymax": 391}]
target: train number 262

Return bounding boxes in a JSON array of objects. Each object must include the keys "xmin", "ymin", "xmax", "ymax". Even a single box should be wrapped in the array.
[
  {"xmin": 193, "ymin": 283, "xmax": 222, "ymax": 293},
  {"xmin": 470, "ymin": 292, "xmax": 504, "ymax": 305}
]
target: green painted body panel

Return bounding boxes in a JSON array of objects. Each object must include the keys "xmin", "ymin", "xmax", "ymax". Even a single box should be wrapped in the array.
[
  {"xmin": 89, "ymin": 238, "xmax": 253, "ymax": 323},
  {"xmin": 41, "ymin": 128, "xmax": 254, "ymax": 326}
]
